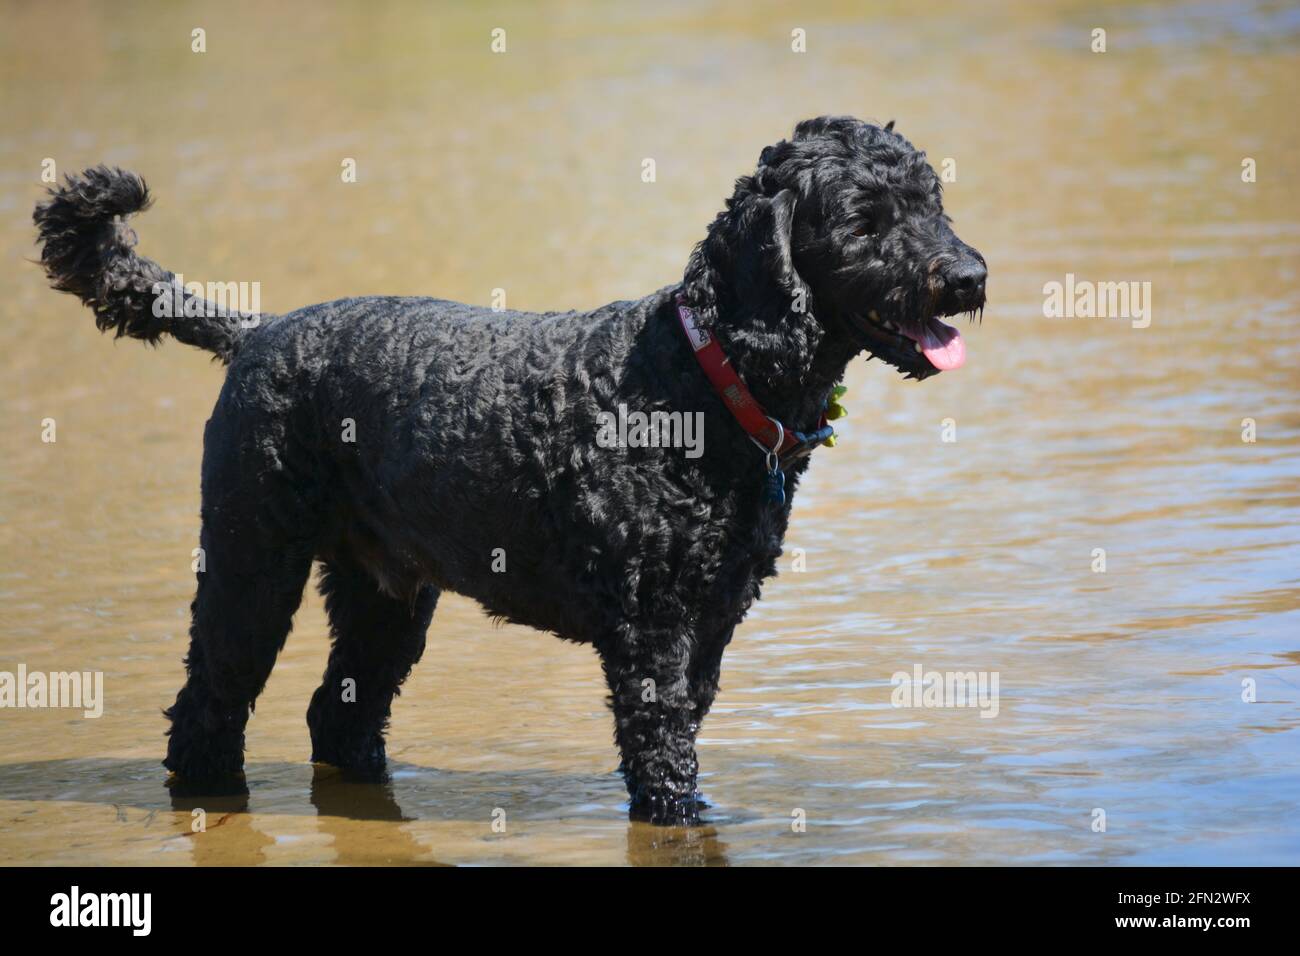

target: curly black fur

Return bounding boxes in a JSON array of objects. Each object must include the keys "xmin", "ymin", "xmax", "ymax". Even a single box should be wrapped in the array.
[
  {"xmin": 34, "ymin": 166, "xmax": 254, "ymax": 363},
  {"xmin": 33, "ymin": 117, "xmax": 986, "ymax": 825}
]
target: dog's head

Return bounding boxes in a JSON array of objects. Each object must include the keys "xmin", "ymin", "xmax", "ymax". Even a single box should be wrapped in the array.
[{"xmin": 683, "ymin": 116, "xmax": 986, "ymax": 384}]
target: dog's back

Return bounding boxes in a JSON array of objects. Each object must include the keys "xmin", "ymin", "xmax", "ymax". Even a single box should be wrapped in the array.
[
  {"xmin": 32, "ymin": 168, "xmax": 708, "ymax": 638},
  {"xmin": 215, "ymin": 292, "xmax": 658, "ymax": 628}
]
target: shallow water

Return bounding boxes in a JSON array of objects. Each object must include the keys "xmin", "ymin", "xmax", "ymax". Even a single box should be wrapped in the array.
[{"xmin": 0, "ymin": 0, "xmax": 1297, "ymax": 865}]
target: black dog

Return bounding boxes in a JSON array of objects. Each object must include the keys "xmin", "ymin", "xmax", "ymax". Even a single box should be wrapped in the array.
[{"xmin": 34, "ymin": 116, "xmax": 986, "ymax": 825}]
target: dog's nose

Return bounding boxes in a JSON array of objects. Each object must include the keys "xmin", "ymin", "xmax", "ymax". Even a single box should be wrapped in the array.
[{"xmin": 945, "ymin": 259, "xmax": 987, "ymax": 299}]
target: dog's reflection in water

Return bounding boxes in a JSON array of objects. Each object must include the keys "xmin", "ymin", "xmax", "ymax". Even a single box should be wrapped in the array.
[
  {"xmin": 307, "ymin": 766, "xmax": 448, "ymax": 866},
  {"xmin": 166, "ymin": 779, "xmax": 271, "ymax": 866},
  {"xmin": 166, "ymin": 767, "xmax": 441, "ymax": 865},
  {"xmin": 168, "ymin": 767, "xmax": 729, "ymax": 866},
  {"xmin": 626, "ymin": 821, "xmax": 729, "ymax": 867}
]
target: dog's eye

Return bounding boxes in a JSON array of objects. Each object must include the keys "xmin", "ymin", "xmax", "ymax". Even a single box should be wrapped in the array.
[{"xmin": 850, "ymin": 225, "xmax": 871, "ymax": 239}]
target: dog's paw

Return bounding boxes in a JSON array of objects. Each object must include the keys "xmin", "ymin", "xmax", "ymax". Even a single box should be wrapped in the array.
[
  {"xmin": 628, "ymin": 788, "xmax": 704, "ymax": 827},
  {"xmin": 310, "ymin": 735, "xmax": 389, "ymax": 783},
  {"xmin": 164, "ymin": 770, "xmax": 249, "ymax": 800},
  {"xmin": 163, "ymin": 733, "xmax": 246, "ymax": 789}
]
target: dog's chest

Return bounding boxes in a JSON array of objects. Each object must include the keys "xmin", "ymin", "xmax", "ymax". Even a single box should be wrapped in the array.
[{"xmin": 669, "ymin": 466, "xmax": 797, "ymax": 624}]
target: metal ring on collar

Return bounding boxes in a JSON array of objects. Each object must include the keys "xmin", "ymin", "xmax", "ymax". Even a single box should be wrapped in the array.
[{"xmin": 749, "ymin": 416, "xmax": 784, "ymax": 457}]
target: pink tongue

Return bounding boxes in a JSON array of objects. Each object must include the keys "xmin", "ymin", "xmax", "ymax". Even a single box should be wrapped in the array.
[{"xmin": 917, "ymin": 317, "xmax": 966, "ymax": 371}]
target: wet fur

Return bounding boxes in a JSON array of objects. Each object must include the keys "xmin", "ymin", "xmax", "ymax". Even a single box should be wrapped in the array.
[{"xmin": 33, "ymin": 117, "xmax": 985, "ymax": 825}]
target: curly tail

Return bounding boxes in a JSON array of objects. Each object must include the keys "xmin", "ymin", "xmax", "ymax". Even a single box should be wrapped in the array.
[{"xmin": 33, "ymin": 166, "xmax": 257, "ymax": 364}]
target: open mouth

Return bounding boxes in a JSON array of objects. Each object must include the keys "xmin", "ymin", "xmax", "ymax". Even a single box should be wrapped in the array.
[{"xmin": 848, "ymin": 308, "xmax": 977, "ymax": 380}]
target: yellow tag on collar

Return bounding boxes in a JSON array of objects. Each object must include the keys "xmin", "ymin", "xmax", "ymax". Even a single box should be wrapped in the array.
[{"xmin": 826, "ymin": 384, "xmax": 848, "ymax": 422}]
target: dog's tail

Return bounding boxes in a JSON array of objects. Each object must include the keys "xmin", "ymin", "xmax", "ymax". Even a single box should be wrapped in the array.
[{"xmin": 33, "ymin": 166, "xmax": 256, "ymax": 364}]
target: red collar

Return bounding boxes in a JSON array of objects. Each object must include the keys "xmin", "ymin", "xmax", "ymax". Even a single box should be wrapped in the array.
[{"xmin": 675, "ymin": 296, "xmax": 832, "ymax": 461}]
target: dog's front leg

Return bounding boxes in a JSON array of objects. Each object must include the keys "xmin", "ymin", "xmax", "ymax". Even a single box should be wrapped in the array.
[{"xmin": 599, "ymin": 627, "xmax": 704, "ymax": 826}]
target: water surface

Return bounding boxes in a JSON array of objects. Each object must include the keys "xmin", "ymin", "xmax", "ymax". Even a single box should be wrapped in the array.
[{"xmin": 0, "ymin": 0, "xmax": 1297, "ymax": 865}]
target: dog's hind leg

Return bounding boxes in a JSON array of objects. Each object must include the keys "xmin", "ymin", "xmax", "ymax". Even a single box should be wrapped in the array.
[
  {"xmin": 163, "ymin": 517, "xmax": 315, "ymax": 787},
  {"xmin": 307, "ymin": 559, "xmax": 438, "ymax": 780}
]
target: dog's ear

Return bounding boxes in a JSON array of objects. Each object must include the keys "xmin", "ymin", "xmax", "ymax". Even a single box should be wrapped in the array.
[
  {"xmin": 682, "ymin": 186, "xmax": 807, "ymax": 320},
  {"xmin": 748, "ymin": 188, "xmax": 807, "ymax": 299},
  {"xmin": 681, "ymin": 186, "xmax": 820, "ymax": 394}
]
